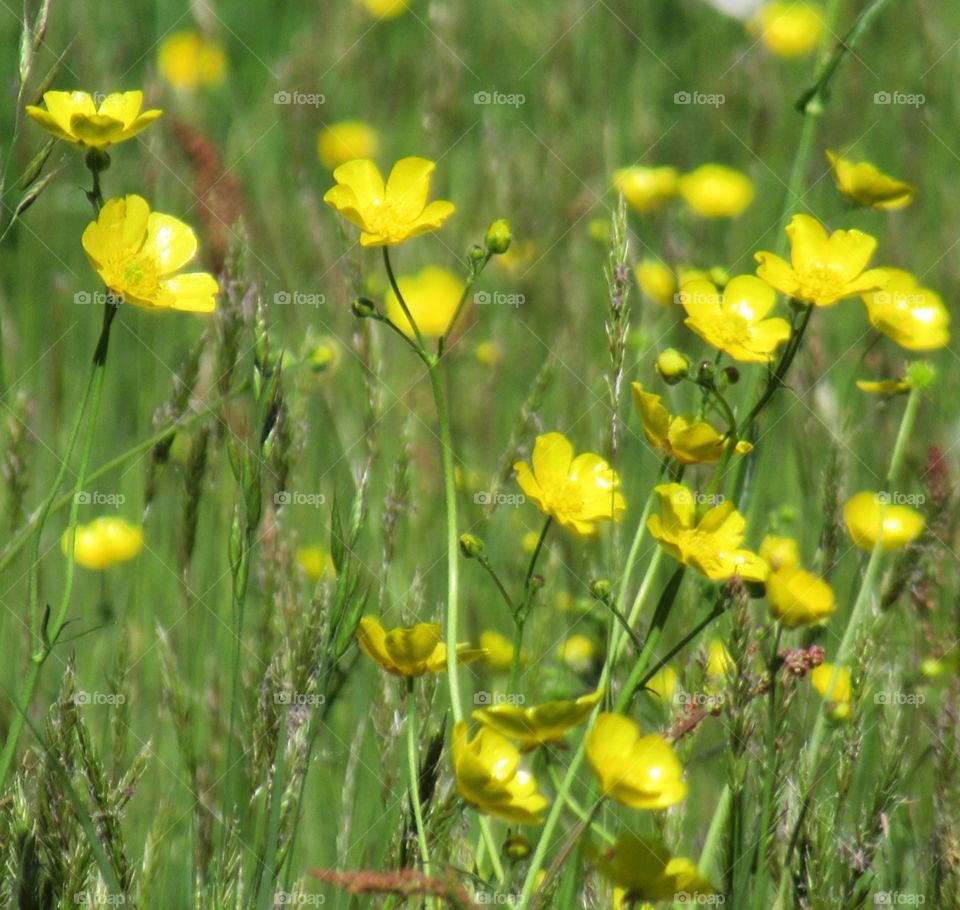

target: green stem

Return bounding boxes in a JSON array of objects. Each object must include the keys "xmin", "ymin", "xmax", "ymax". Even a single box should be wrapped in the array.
[
  {"xmin": 405, "ymin": 681, "xmax": 432, "ymax": 876},
  {"xmin": 383, "ymin": 247, "xmax": 426, "ymax": 353}
]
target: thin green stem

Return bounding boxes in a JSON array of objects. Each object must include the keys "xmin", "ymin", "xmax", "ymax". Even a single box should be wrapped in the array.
[
  {"xmin": 383, "ymin": 247, "xmax": 426, "ymax": 353},
  {"xmin": 405, "ymin": 681, "xmax": 432, "ymax": 877}
]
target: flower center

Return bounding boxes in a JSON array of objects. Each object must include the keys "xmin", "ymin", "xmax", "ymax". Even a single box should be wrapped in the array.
[
  {"xmin": 108, "ymin": 254, "xmax": 160, "ymax": 302},
  {"xmin": 797, "ymin": 263, "xmax": 846, "ymax": 300},
  {"xmin": 547, "ymin": 478, "xmax": 584, "ymax": 518}
]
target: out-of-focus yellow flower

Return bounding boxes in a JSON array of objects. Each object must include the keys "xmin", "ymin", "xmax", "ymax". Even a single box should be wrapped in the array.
[
  {"xmin": 856, "ymin": 378, "xmax": 911, "ymax": 396},
  {"xmin": 593, "ymin": 835, "xmax": 715, "ymax": 903},
  {"xmin": 82, "ymin": 195, "xmax": 218, "ymax": 312},
  {"xmin": 613, "ymin": 166, "xmax": 678, "ymax": 214},
  {"xmin": 648, "ymin": 483, "xmax": 768, "ymax": 582},
  {"xmin": 514, "ymin": 432, "xmax": 626, "ymax": 535},
  {"xmin": 384, "ymin": 266, "xmax": 464, "ymax": 338},
  {"xmin": 303, "ymin": 333, "xmax": 342, "ymax": 376},
  {"xmin": 843, "ymin": 492, "xmax": 924, "ymax": 551},
  {"xmin": 358, "ymin": 0, "xmax": 409, "ymax": 17},
  {"xmin": 826, "ymin": 151, "xmax": 915, "ymax": 210},
  {"xmin": 752, "ymin": 2, "xmax": 824, "ymax": 57},
  {"xmin": 678, "ymin": 165, "xmax": 754, "ymax": 218},
  {"xmin": 811, "ymin": 663, "xmax": 852, "ymax": 720},
  {"xmin": 356, "ymin": 616, "xmax": 484, "ymax": 677},
  {"xmin": 645, "ymin": 666, "xmax": 678, "ymax": 701},
  {"xmin": 706, "ymin": 640, "xmax": 734, "ymax": 678},
  {"xmin": 480, "ymin": 630, "xmax": 525, "ymax": 673},
  {"xmin": 26, "ymin": 90, "xmax": 162, "ymax": 149},
  {"xmin": 635, "ymin": 261, "xmax": 677, "ymax": 308},
  {"xmin": 323, "ymin": 157, "xmax": 455, "ymax": 246},
  {"xmin": 586, "ymin": 713, "xmax": 687, "ymax": 809},
  {"xmin": 680, "ymin": 276, "xmax": 791, "ymax": 363},
  {"xmin": 520, "ymin": 531, "xmax": 541, "ymax": 554},
  {"xmin": 157, "ymin": 30, "xmax": 227, "ymax": 90},
  {"xmin": 559, "ymin": 634, "xmax": 596, "ymax": 673},
  {"xmin": 63, "ymin": 517, "xmax": 143, "ymax": 570},
  {"xmin": 756, "ymin": 214, "xmax": 887, "ymax": 307},
  {"xmin": 295, "ymin": 545, "xmax": 335, "ymax": 581},
  {"xmin": 496, "ymin": 240, "xmax": 537, "ymax": 275},
  {"xmin": 452, "ymin": 722, "xmax": 549, "ymax": 824},
  {"xmin": 760, "ymin": 535, "xmax": 834, "ymax": 627},
  {"xmin": 474, "ymin": 340, "xmax": 503, "ymax": 367},
  {"xmin": 632, "ymin": 382, "xmax": 752, "ymax": 464},
  {"xmin": 861, "ymin": 269, "xmax": 949, "ymax": 351},
  {"xmin": 473, "ymin": 689, "xmax": 603, "ymax": 749},
  {"xmin": 317, "ymin": 120, "xmax": 379, "ymax": 170}
]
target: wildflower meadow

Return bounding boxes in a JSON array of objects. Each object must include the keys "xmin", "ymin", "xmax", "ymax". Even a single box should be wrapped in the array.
[{"xmin": 0, "ymin": 1, "xmax": 958, "ymax": 908}]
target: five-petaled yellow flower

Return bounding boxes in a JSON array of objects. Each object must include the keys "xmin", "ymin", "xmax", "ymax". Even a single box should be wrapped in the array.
[
  {"xmin": 586, "ymin": 713, "xmax": 687, "ymax": 809},
  {"xmin": 678, "ymin": 164, "xmax": 755, "ymax": 218},
  {"xmin": 514, "ymin": 432, "xmax": 626, "ymax": 535},
  {"xmin": 26, "ymin": 91, "xmax": 162, "ymax": 149},
  {"xmin": 826, "ymin": 151, "xmax": 915, "ymax": 210},
  {"xmin": 356, "ymin": 616, "xmax": 484, "ymax": 676},
  {"xmin": 592, "ymin": 835, "xmax": 716, "ymax": 903},
  {"xmin": 473, "ymin": 689, "xmax": 603, "ymax": 749},
  {"xmin": 760, "ymin": 535, "xmax": 835, "ymax": 628},
  {"xmin": 755, "ymin": 214, "xmax": 887, "ymax": 307},
  {"xmin": 323, "ymin": 157, "xmax": 455, "ymax": 246},
  {"xmin": 82, "ymin": 196, "xmax": 219, "ymax": 313},
  {"xmin": 680, "ymin": 276, "xmax": 791, "ymax": 363},
  {"xmin": 62, "ymin": 517, "xmax": 144, "ymax": 570},
  {"xmin": 384, "ymin": 266, "xmax": 464, "ymax": 338},
  {"xmin": 632, "ymin": 382, "xmax": 752, "ymax": 464},
  {"xmin": 861, "ymin": 269, "xmax": 949, "ymax": 351},
  {"xmin": 613, "ymin": 166, "xmax": 678, "ymax": 214},
  {"xmin": 843, "ymin": 492, "xmax": 924, "ymax": 551},
  {"xmin": 752, "ymin": 2, "xmax": 824, "ymax": 58},
  {"xmin": 451, "ymin": 722, "xmax": 549, "ymax": 824},
  {"xmin": 647, "ymin": 483, "xmax": 768, "ymax": 582}
]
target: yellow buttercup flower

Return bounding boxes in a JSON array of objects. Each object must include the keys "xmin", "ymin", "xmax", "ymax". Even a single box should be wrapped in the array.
[
  {"xmin": 384, "ymin": 266, "xmax": 464, "ymax": 338},
  {"xmin": 759, "ymin": 535, "xmax": 800, "ymax": 571},
  {"xmin": 679, "ymin": 276, "xmax": 791, "ymax": 363},
  {"xmin": 514, "ymin": 432, "xmax": 626, "ymax": 535},
  {"xmin": 317, "ymin": 120, "xmax": 379, "ymax": 170},
  {"xmin": 63, "ymin": 517, "xmax": 144, "ymax": 570},
  {"xmin": 755, "ymin": 214, "xmax": 887, "ymax": 307},
  {"xmin": 82, "ymin": 196, "xmax": 218, "ymax": 313},
  {"xmin": 647, "ymin": 483, "xmax": 768, "ymax": 582},
  {"xmin": 295, "ymin": 545, "xmax": 335, "ymax": 581},
  {"xmin": 861, "ymin": 269, "xmax": 949, "ymax": 351},
  {"xmin": 356, "ymin": 616, "xmax": 484, "ymax": 677},
  {"xmin": 706, "ymin": 640, "xmax": 734, "ymax": 679},
  {"xmin": 593, "ymin": 835, "xmax": 715, "ymax": 903},
  {"xmin": 632, "ymin": 382, "xmax": 752, "ymax": 464},
  {"xmin": 826, "ymin": 151, "xmax": 915, "ymax": 210},
  {"xmin": 323, "ymin": 157, "xmax": 455, "ymax": 246},
  {"xmin": 811, "ymin": 663, "xmax": 852, "ymax": 721},
  {"xmin": 613, "ymin": 166, "xmax": 678, "ymax": 214},
  {"xmin": 644, "ymin": 666, "xmax": 678, "ymax": 701},
  {"xmin": 634, "ymin": 260, "xmax": 677, "ymax": 308},
  {"xmin": 451, "ymin": 722, "xmax": 549, "ymax": 824},
  {"xmin": 480, "ymin": 630, "xmax": 524, "ymax": 673},
  {"xmin": 26, "ymin": 90, "xmax": 162, "ymax": 149},
  {"xmin": 843, "ymin": 492, "xmax": 924, "ymax": 551},
  {"xmin": 856, "ymin": 378, "xmax": 911, "ymax": 396},
  {"xmin": 358, "ymin": 0, "xmax": 409, "ymax": 17},
  {"xmin": 759, "ymin": 536, "xmax": 834, "ymax": 628},
  {"xmin": 678, "ymin": 165, "xmax": 754, "ymax": 218},
  {"xmin": 586, "ymin": 713, "xmax": 687, "ymax": 809},
  {"xmin": 753, "ymin": 2, "xmax": 824, "ymax": 57},
  {"xmin": 559, "ymin": 634, "xmax": 596, "ymax": 673},
  {"xmin": 473, "ymin": 689, "xmax": 603, "ymax": 749},
  {"xmin": 157, "ymin": 30, "xmax": 227, "ymax": 90}
]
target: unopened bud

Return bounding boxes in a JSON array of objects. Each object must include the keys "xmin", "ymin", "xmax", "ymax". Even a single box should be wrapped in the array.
[
  {"xmin": 351, "ymin": 297, "xmax": 377, "ymax": 319},
  {"xmin": 459, "ymin": 533, "xmax": 485, "ymax": 559},
  {"xmin": 590, "ymin": 579, "xmax": 611, "ymax": 600},
  {"xmin": 484, "ymin": 219, "xmax": 512, "ymax": 255},
  {"xmin": 656, "ymin": 348, "xmax": 690, "ymax": 384}
]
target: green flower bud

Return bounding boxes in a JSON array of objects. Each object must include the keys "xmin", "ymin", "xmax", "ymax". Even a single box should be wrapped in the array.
[
  {"xmin": 484, "ymin": 219, "xmax": 512, "ymax": 255},
  {"xmin": 590, "ymin": 579, "xmax": 611, "ymax": 600},
  {"xmin": 351, "ymin": 297, "xmax": 377, "ymax": 319},
  {"xmin": 459, "ymin": 533, "xmax": 485, "ymax": 559},
  {"xmin": 468, "ymin": 244, "xmax": 486, "ymax": 266},
  {"xmin": 906, "ymin": 360, "xmax": 936, "ymax": 390}
]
